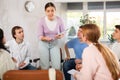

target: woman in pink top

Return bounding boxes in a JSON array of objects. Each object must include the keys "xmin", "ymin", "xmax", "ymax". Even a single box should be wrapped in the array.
[
  {"xmin": 74, "ymin": 24, "xmax": 120, "ymax": 80},
  {"xmin": 38, "ymin": 2, "xmax": 65, "ymax": 69}
]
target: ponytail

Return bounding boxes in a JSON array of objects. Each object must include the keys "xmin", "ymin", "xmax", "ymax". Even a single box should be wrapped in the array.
[{"xmin": 95, "ymin": 43, "xmax": 120, "ymax": 80}]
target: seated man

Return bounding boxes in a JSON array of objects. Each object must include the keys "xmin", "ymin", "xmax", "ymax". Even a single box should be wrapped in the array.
[
  {"xmin": 63, "ymin": 26, "xmax": 88, "ymax": 80},
  {"xmin": 6, "ymin": 26, "xmax": 36, "ymax": 70},
  {"xmin": 112, "ymin": 25, "xmax": 120, "ymax": 61}
]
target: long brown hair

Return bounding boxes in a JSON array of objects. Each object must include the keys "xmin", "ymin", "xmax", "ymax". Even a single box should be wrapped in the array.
[
  {"xmin": 0, "ymin": 28, "xmax": 7, "ymax": 50},
  {"xmin": 82, "ymin": 24, "xmax": 120, "ymax": 80}
]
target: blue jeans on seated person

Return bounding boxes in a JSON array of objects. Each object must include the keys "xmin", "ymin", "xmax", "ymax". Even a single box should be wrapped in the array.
[
  {"xmin": 63, "ymin": 58, "xmax": 76, "ymax": 80},
  {"xmin": 20, "ymin": 64, "xmax": 37, "ymax": 70}
]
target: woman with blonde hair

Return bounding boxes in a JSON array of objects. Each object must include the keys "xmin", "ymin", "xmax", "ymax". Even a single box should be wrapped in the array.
[{"xmin": 74, "ymin": 24, "xmax": 120, "ymax": 80}]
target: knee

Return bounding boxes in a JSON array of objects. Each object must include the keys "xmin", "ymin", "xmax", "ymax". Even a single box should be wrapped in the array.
[{"xmin": 63, "ymin": 61, "xmax": 70, "ymax": 70}]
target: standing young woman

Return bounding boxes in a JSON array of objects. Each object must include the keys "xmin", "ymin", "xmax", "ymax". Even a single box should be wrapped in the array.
[
  {"xmin": 0, "ymin": 28, "xmax": 15, "ymax": 80},
  {"xmin": 38, "ymin": 2, "xmax": 65, "ymax": 69},
  {"xmin": 74, "ymin": 24, "xmax": 120, "ymax": 80}
]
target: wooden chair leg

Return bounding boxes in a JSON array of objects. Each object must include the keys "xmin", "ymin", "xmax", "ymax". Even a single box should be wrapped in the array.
[{"xmin": 60, "ymin": 48, "xmax": 64, "ymax": 63}]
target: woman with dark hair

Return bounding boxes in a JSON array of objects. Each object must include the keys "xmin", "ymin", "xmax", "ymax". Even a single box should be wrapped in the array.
[
  {"xmin": 38, "ymin": 2, "xmax": 65, "ymax": 69},
  {"xmin": 73, "ymin": 24, "xmax": 120, "ymax": 80},
  {"xmin": 0, "ymin": 28, "xmax": 15, "ymax": 80}
]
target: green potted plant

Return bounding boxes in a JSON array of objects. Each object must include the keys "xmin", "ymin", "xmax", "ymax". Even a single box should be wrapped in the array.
[
  {"xmin": 108, "ymin": 34, "xmax": 115, "ymax": 43},
  {"xmin": 68, "ymin": 26, "xmax": 76, "ymax": 36},
  {"xmin": 80, "ymin": 14, "xmax": 96, "ymax": 25},
  {"xmin": 68, "ymin": 14, "xmax": 96, "ymax": 39}
]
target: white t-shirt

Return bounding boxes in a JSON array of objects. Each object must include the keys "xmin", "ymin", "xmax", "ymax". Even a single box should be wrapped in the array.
[
  {"xmin": 112, "ymin": 42, "xmax": 120, "ymax": 60},
  {"xmin": 45, "ymin": 17, "xmax": 57, "ymax": 31},
  {"xmin": 6, "ymin": 39, "xmax": 31, "ymax": 69}
]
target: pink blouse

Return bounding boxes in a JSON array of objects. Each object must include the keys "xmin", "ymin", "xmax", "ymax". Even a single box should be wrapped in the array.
[{"xmin": 76, "ymin": 44, "xmax": 113, "ymax": 80}]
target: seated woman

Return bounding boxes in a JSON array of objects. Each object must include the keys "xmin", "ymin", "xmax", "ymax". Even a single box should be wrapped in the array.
[
  {"xmin": 0, "ymin": 28, "xmax": 15, "ymax": 80},
  {"xmin": 73, "ymin": 24, "xmax": 120, "ymax": 80}
]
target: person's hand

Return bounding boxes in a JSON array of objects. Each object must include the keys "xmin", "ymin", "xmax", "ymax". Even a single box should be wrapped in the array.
[
  {"xmin": 19, "ymin": 62, "xmax": 26, "ymax": 67},
  {"xmin": 75, "ymin": 63, "xmax": 82, "ymax": 71},
  {"xmin": 12, "ymin": 57, "xmax": 17, "ymax": 63},
  {"xmin": 55, "ymin": 34, "xmax": 64, "ymax": 39},
  {"xmin": 44, "ymin": 36, "xmax": 53, "ymax": 42},
  {"xmin": 75, "ymin": 59, "xmax": 82, "ymax": 64},
  {"xmin": 64, "ymin": 56, "xmax": 70, "ymax": 61},
  {"xmin": 75, "ymin": 59, "xmax": 82, "ymax": 71}
]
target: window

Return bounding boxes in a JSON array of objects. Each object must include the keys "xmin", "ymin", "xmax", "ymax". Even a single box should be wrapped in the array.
[
  {"xmin": 66, "ymin": 1, "xmax": 120, "ymax": 40},
  {"xmin": 88, "ymin": 12, "xmax": 104, "ymax": 39},
  {"xmin": 106, "ymin": 1, "xmax": 120, "ymax": 9},
  {"xmin": 88, "ymin": 2, "xmax": 103, "ymax": 10},
  {"xmin": 67, "ymin": 11, "xmax": 83, "ymax": 39},
  {"xmin": 106, "ymin": 12, "xmax": 120, "ymax": 35},
  {"xmin": 67, "ymin": 2, "xmax": 83, "ymax": 10}
]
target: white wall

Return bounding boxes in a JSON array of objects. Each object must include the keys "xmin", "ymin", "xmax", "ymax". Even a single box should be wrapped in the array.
[{"xmin": 0, "ymin": 0, "xmax": 67, "ymax": 59}]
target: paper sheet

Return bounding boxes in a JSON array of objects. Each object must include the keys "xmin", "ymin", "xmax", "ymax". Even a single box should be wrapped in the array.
[{"xmin": 67, "ymin": 69, "xmax": 79, "ymax": 75}]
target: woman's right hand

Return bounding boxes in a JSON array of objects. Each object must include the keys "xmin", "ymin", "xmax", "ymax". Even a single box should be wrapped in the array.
[
  {"xmin": 45, "ymin": 37, "xmax": 53, "ymax": 42},
  {"xmin": 41, "ymin": 36, "xmax": 52, "ymax": 42}
]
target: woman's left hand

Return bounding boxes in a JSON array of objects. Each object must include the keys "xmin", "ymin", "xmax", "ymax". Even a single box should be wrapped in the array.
[
  {"xmin": 76, "ymin": 63, "xmax": 82, "ymax": 71},
  {"xmin": 55, "ymin": 34, "xmax": 64, "ymax": 39}
]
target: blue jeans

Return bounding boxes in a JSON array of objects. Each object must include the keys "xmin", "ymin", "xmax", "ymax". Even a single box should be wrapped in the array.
[
  {"xmin": 63, "ymin": 58, "xmax": 76, "ymax": 80},
  {"xmin": 20, "ymin": 64, "xmax": 37, "ymax": 70}
]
